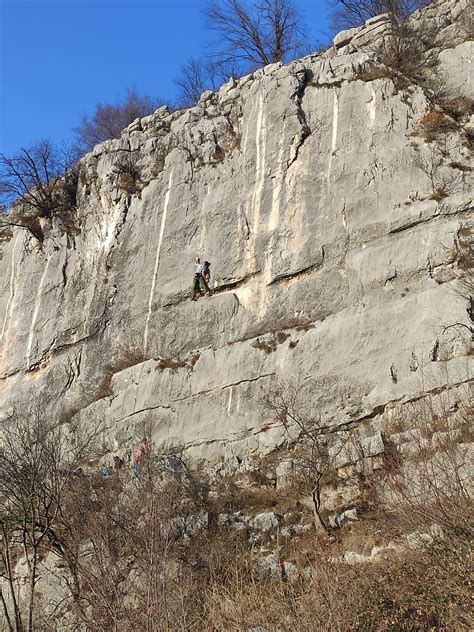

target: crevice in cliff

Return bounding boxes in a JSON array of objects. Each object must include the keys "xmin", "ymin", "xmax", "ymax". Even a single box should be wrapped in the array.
[
  {"xmin": 171, "ymin": 372, "xmax": 276, "ymax": 404},
  {"xmin": 221, "ymin": 372, "xmax": 276, "ymax": 391},
  {"xmin": 268, "ymin": 251, "xmax": 325, "ymax": 286},
  {"xmin": 61, "ymin": 254, "xmax": 68, "ymax": 288},
  {"xmin": 115, "ymin": 403, "xmax": 174, "ymax": 424},
  {"xmin": 212, "ymin": 271, "xmax": 259, "ymax": 295},
  {"xmin": 287, "ymin": 68, "xmax": 312, "ymax": 169}
]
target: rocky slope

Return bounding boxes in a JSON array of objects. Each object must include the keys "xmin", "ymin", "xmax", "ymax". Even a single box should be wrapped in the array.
[{"xmin": 0, "ymin": 0, "xmax": 472, "ymax": 473}]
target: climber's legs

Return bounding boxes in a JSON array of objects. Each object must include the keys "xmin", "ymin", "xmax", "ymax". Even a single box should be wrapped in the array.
[
  {"xmin": 199, "ymin": 276, "xmax": 210, "ymax": 295},
  {"xmin": 192, "ymin": 274, "xmax": 202, "ymax": 300}
]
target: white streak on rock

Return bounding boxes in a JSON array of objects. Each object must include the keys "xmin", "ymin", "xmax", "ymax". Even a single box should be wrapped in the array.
[
  {"xmin": 367, "ymin": 85, "xmax": 377, "ymax": 125},
  {"xmin": 25, "ymin": 256, "xmax": 51, "ymax": 367},
  {"xmin": 198, "ymin": 183, "xmax": 211, "ymax": 254},
  {"xmin": 249, "ymin": 93, "xmax": 266, "ymax": 262},
  {"xmin": 144, "ymin": 171, "xmax": 174, "ymax": 350},
  {"xmin": 327, "ymin": 89, "xmax": 339, "ymax": 183},
  {"xmin": 268, "ymin": 123, "xmax": 286, "ymax": 232},
  {"xmin": 0, "ymin": 233, "xmax": 20, "ymax": 345},
  {"xmin": 227, "ymin": 386, "xmax": 233, "ymax": 416},
  {"xmin": 102, "ymin": 204, "xmax": 122, "ymax": 251}
]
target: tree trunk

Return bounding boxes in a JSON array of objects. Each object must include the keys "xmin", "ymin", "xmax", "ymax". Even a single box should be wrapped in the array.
[{"xmin": 311, "ymin": 481, "xmax": 330, "ymax": 535}]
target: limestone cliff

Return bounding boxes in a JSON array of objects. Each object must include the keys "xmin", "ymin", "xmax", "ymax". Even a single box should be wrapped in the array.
[{"xmin": 0, "ymin": 0, "xmax": 472, "ymax": 469}]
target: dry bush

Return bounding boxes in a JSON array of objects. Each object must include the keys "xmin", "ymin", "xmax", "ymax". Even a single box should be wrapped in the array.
[
  {"xmin": 379, "ymin": 392, "xmax": 473, "ymax": 535},
  {"xmin": 252, "ymin": 338, "xmax": 278, "ymax": 354},
  {"xmin": 415, "ymin": 111, "xmax": 450, "ymax": 142},
  {"xmin": 201, "ymin": 527, "xmax": 472, "ymax": 631},
  {"xmin": 112, "ymin": 159, "xmax": 143, "ymax": 196},
  {"xmin": 413, "ymin": 142, "xmax": 462, "ymax": 200},
  {"xmin": 439, "ymin": 96, "xmax": 474, "ymax": 122},
  {"xmin": 74, "ymin": 89, "xmax": 165, "ymax": 154},
  {"xmin": 104, "ymin": 339, "xmax": 148, "ymax": 376},
  {"xmin": 58, "ymin": 447, "xmax": 211, "ymax": 631},
  {"xmin": 6, "ymin": 392, "xmax": 472, "ymax": 631},
  {"xmin": 156, "ymin": 356, "xmax": 188, "ymax": 372},
  {"xmin": 203, "ymin": 393, "xmax": 473, "ymax": 631},
  {"xmin": 0, "ymin": 142, "xmax": 79, "ymax": 243},
  {"xmin": 263, "ymin": 380, "xmax": 352, "ymax": 534},
  {"xmin": 331, "ymin": 0, "xmax": 430, "ymax": 31},
  {"xmin": 379, "ymin": 27, "xmax": 424, "ymax": 80},
  {"xmin": 0, "ymin": 404, "xmax": 100, "ymax": 632},
  {"xmin": 252, "ymin": 331, "xmax": 292, "ymax": 354}
]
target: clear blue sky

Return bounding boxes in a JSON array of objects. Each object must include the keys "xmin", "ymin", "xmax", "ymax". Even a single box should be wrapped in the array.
[{"xmin": 1, "ymin": 0, "xmax": 332, "ymax": 155}]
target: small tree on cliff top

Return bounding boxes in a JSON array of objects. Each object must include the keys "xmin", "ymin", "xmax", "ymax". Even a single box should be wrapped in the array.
[
  {"xmin": 73, "ymin": 89, "xmax": 165, "ymax": 154},
  {"xmin": 331, "ymin": 0, "xmax": 431, "ymax": 31},
  {"xmin": 0, "ymin": 141, "xmax": 78, "ymax": 242},
  {"xmin": 203, "ymin": 0, "xmax": 308, "ymax": 69}
]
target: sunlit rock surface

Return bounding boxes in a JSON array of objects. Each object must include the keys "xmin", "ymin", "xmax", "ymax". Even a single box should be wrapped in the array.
[{"xmin": 0, "ymin": 0, "xmax": 472, "ymax": 463}]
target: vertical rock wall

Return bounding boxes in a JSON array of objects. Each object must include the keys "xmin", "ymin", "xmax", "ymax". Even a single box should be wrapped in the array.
[{"xmin": 0, "ymin": 0, "xmax": 472, "ymax": 463}]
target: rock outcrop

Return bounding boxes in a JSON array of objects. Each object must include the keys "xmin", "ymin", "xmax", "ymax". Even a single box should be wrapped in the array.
[{"xmin": 0, "ymin": 0, "xmax": 472, "ymax": 470}]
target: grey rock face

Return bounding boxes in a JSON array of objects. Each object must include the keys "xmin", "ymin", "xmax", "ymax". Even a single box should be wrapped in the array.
[
  {"xmin": 252, "ymin": 512, "xmax": 282, "ymax": 532},
  {"xmin": 0, "ymin": 0, "xmax": 472, "ymax": 470},
  {"xmin": 334, "ymin": 507, "xmax": 358, "ymax": 528}
]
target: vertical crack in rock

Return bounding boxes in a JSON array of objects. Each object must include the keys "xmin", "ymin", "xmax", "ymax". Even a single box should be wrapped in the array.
[
  {"xmin": 61, "ymin": 253, "xmax": 68, "ymax": 288},
  {"xmin": 287, "ymin": 68, "xmax": 312, "ymax": 168}
]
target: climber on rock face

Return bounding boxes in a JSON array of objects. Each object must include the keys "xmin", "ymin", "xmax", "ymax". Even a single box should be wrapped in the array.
[
  {"xmin": 201, "ymin": 261, "xmax": 211, "ymax": 294},
  {"xmin": 192, "ymin": 257, "xmax": 210, "ymax": 300}
]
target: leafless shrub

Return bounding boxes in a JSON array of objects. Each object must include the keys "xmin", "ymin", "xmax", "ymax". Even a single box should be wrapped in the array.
[
  {"xmin": 439, "ymin": 96, "xmax": 474, "ymax": 123},
  {"xmin": 73, "ymin": 89, "xmax": 166, "ymax": 155},
  {"xmin": 441, "ymin": 223, "xmax": 474, "ymax": 340},
  {"xmin": 4, "ymin": 392, "xmax": 472, "ymax": 630},
  {"xmin": 174, "ymin": 57, "xmax": 240, "ymax": 108},
  {"xmin": 263, "ymin": 381, "xmax": 351, "ymax": 534},
  {"xmin": 380, "ymin": 393, "xmax": 473, "ymax": 534},
  {"xmin": 0, "ymin": 404, "xmax": 100, "ymax": 631},
  {"xmin": 0, "ymin": 142, "xmax": 78, "ymax": 243},
  {"xmin": 108, "ymin": 156, "xmax": 144, "ymax": 196},
  {"xmin": 331, "ymin": 0, "xmax": 431, "ymax": 31},
  {"xmin": 59, "ymin": 445, "xmax": 211, "ymax": 630},
  {"xmin": 413, "ymin": 142, "xmax": 462, "ymax": 200},
  {"xmin": 415, "ymin": 110, "xmax": 452, "ymax": 142},
  {"xmin": 252, "ymin": 338, "xmax": 278, "ymax": 354},
  {"xmin": 204, "ymin": 0, "xmax": 308, "ymax": 70},
  {"xmin": 367, "ymin": 14, "xmax": 440, "ymax": 91}
]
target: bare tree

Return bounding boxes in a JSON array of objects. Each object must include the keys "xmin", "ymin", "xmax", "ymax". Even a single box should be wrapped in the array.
[
  {"xmin": 0, "ymin": 141, "xmax": 78, "ymax": 243},
  {"xmin": 380, "ymin": 392, "xmax": 473, "ymax": 534},
  {"xmin": 174, "ymin": 57, "xmax": 240, "ymax": 108},
  {"xmin": 413, "ymin": 142, "xmax": 462, "ymax": 201},
  {"xmin": 59, "ymin": 444, "xmax": 209, "ymax": 631},
  {"xmin": 73, "ymin": 89, "xmax": 166, "ymax": 154},
  {"xmin": 0, "ymin": 141, "xmax": 75, "ymax": 217},
  {"xmin": 0, "ymin": 405, "xmax": 99, "ymax": 632},
  {"xmin": 441, "ymin": 223, "xmax": 474, "ymax": 340},
  {"xmin": 203, "ymin": 0, "xmax": 308, "ymax": 70},
  {"xmin": 331, "ymin": 0, "xmax": 431, "ymax": 31},
  {"xmin": 263, "ymin": 381, "xmax": 352, "ymax": 534}
]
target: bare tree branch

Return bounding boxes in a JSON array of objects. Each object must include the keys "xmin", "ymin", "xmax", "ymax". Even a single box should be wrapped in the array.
[
  {"xmin": 203, "ymin": 0, "xmax": 308, "ymax": 70},
  {"xmin": 73, "ymin": 89, "xmax": 167, "ymax": 155}
]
